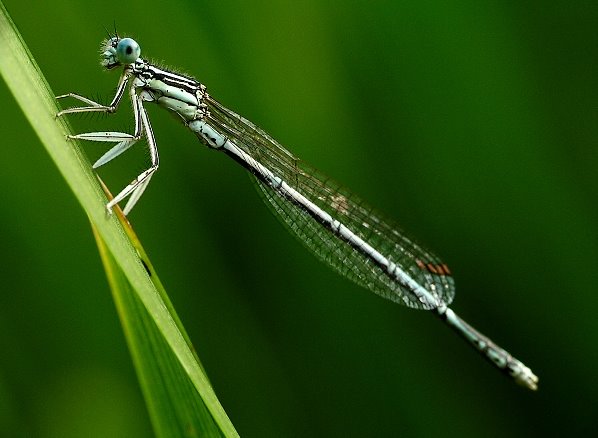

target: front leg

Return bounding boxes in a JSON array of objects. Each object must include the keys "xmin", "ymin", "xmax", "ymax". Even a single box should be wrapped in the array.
[{"xmin": 56, "ymin": 72, "xmax": 130, "ymax": 116}]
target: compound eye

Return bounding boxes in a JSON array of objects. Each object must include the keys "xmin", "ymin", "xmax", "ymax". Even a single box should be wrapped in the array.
[{"xmin": 116, "ymin": 38, "xmax": 141, "ymax": 64}]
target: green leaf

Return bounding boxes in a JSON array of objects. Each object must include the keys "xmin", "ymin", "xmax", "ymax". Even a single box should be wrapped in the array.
[
  {"xmin": 0, "ymin": 3, "xmax": 237, "ymax": 436},
  {"xmin": 92, "ymin": 221, "xmax": 223, "ymax": 437}
]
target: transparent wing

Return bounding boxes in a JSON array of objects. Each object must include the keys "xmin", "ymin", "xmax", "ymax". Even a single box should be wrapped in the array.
[{"xmin": 206, "ymin": 97, "xmax": 455, "ymax": 309}]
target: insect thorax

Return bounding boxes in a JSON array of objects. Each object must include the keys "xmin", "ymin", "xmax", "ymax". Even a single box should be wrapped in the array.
[{"xmin": 129, "ymin": 59, "xmax": 209, "ymax": 121}]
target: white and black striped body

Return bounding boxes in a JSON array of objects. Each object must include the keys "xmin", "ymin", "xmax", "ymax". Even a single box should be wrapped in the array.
[{"xmin": 57, "ymin": 36, "xmax": 538, "ymax": 390}]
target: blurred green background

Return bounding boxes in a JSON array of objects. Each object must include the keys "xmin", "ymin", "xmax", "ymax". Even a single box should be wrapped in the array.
[{"xmin": 1, "ymin": 0, "xmax": 596, "ymax": 436}]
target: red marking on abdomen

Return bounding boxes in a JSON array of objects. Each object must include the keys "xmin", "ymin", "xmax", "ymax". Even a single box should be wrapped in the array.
[{"xmin": 416, "ymin": 259, "xmax": 451, "ymax": 276}]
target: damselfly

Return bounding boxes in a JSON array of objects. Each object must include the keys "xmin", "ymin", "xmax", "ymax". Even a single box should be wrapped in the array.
[{"xmin": 57, "ymin": 34, "xmax": 538, "ymax": 390}]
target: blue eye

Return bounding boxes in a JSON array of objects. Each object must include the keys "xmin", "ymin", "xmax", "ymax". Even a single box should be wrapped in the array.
[{"xmin": 116, "ymin": 38, "xmax": 141, "ymax": 64}]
